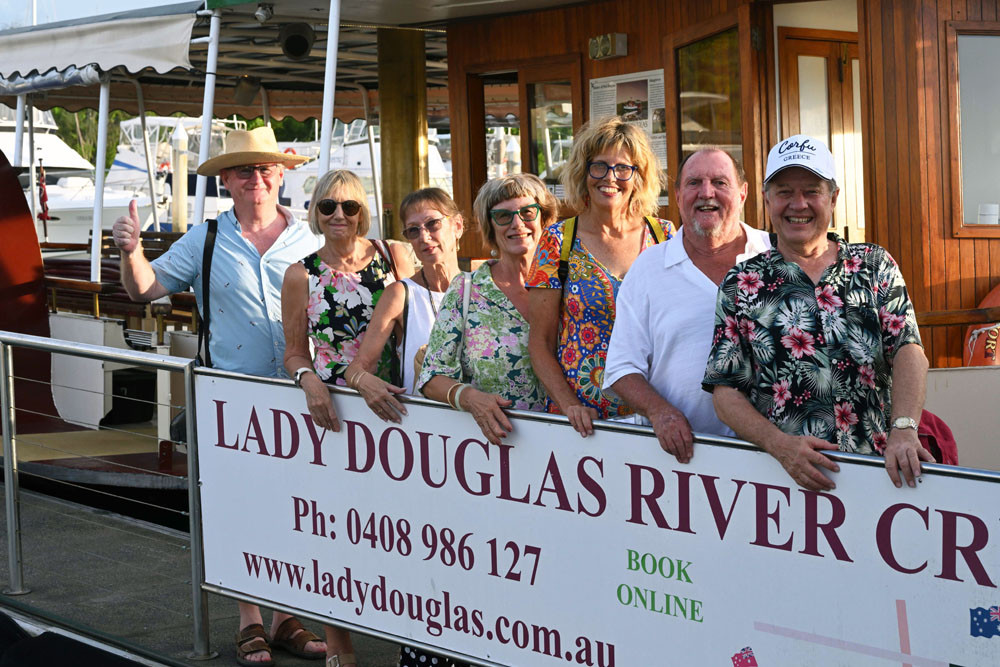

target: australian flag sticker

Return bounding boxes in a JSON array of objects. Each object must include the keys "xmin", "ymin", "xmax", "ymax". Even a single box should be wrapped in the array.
[{"xmin": 969, "ymin": 605, "xmax": 1000, "ymax": 638}]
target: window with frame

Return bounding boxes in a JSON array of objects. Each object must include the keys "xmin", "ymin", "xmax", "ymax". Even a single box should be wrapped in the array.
[{"xmin": 948, "ymin": 21, "xmax": 1000, "ymax": 238}]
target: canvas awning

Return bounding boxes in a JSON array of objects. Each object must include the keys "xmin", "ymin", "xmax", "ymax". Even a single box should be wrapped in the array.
[{"xmin": 0, "ymin": 2, "xmax": 201, "ymax": 80}]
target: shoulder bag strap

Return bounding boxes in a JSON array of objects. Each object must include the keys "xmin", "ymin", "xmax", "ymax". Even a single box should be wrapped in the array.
[
  {"xmin": 197, "ymin": 219, "xmax": 218, "ymax": 367},
  {"xmin": 370, "ymin": 238, "xmax": 400, "ymax": 281},
  {"xmin": 400, "ymin": 280, "xmax": 410, "ymax": 377},
  {"xmin": 459, "ymin": 272, "xmax": 472, "ymax": 370},
  {"xmin": 557, "ymin": 216, "xmax": 578, "ymax": 287},
  {"xmin": 644, "ymin": 215, "xmax": 668, "ymax": 244}
]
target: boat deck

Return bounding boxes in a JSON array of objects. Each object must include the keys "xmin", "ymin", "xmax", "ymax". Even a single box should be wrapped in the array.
[{"xmin": 0, "ymin": 487, "xmax": 406, "ymax": 666}]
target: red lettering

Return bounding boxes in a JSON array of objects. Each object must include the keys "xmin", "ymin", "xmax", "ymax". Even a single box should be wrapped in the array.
[
  {"xmin": 935, "ymin": 509, "xmax": 996, "ymax": 587},
  {"xmin": 876, "ymin": 503, "xmax": 929, "ymax": 574},
  {"xmin": 701, "ymin": 475, "xmax": 748, "ymax": 540},
  {"xmin": 625, "ymin": 463, "xmax": 672, "ymax": 529},
  {"xmin": 799, "ymin": 490, "xmax": 852, "ymax": 561},
  {"xmin": 749, "ymin": 482, "xmax": 793, "ymax": 551},
  {"xmin": 532, "ymin": 453, "xmax": 572, "ymax": 511},
  {"xmin": 378, "ymin": 427, "xmax": 414, "ymax": 482},
  {"xmin": 214, "ymin": 399, "xmax": 238, "ymax": 449},
  {"xmin": 576, "ymin": 456, "xmax": 606, "ymax": 518},
  {"xmin": 455, "ymin": 438, "xmax": 491, "ymax": 496},
  {"xmin": 344, "ymin": 420, "xmax": 375, "ymax": 473},
  {"xmin": 270, "ymin": 408, "xmax": 299, "ymax": 459}
]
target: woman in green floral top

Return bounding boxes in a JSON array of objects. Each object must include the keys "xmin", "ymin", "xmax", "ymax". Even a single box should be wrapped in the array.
[{"xmin": 418, "ymin": 174, "xmax": 556, "ymax": 445}]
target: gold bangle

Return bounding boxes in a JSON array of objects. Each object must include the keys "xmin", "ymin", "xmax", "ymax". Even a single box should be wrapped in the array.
[
  {"xmin": 446, "ymin": 381, "xmax": 462, "ymax": 409},
  {"xmin": 347, "ymin": 368, "xmax": 365, "ymax": 389}
]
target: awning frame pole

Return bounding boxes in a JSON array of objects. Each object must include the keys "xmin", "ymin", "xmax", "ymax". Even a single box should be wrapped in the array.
[
  {"xmin": 13, "ymin": 95, "xmax": 25, "ymax": 167},
  {"xmin": 193, "ymin": 8, "xmax": 222, "ymax": 227},
  {"xmin": 261, "ymin": 87, "xmax": 271, "ymax": 127},
  {"xmin": 318, "ymin": 0, "xmax": 343, "ymax": 174},
  {"xmin": 89, "ymin": 78, "xmax": 110, "ymax": 283},
  {"xmin": 132, "ymin": 80, "xmax": 159, "ymax": 231},
  {"xmin": 347, "ymin": 82, "xmax": 381, "ymax": 238},
  {"xmin": 27, "ymin": 99, "xmax": 39, "ymax": 231}
]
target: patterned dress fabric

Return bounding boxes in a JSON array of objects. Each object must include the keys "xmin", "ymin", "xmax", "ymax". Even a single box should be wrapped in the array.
[
  {"xmin": 417, "ymin": 261, "xmax": 546, "ymax": 411},
  {"xmin": 525, "ymin": 217, "xmax": 672, "ymax": 419},
  {"xmin": 702, "ymin": 233, "xmax": 922, "ymax": 454},
  {"xmin": 302, "ymin": 246, "xmax": 398, "ymax": 385}
]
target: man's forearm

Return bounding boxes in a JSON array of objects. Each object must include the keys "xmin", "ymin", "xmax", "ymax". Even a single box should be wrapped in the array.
[
  {"xmin": 611, "ymin": 373, "xmax": 672, "ymax": 417},
  {"xmin": 712, "ymin": 386, "xmax": 787, "ymax": 453},
  {"xmin": 889, "ymin": 343, "xmax": 928, "ymax": 421},
  {"xmin": 120, "ymin": 249, "xmax": 167, "ymax": 301}
]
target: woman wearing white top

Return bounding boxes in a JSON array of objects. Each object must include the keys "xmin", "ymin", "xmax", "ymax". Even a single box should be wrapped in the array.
[{"xmin": 343, "ymin": 188, "xmax": 463, "ymax": 420}]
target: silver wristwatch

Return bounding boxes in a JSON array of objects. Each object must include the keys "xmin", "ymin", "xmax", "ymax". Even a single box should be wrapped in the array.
[
  {"xmin": 891, "ymin": 416, "xmax": 918, "ymax": 431},
  {"xmin": 293, "ymin": 367, "xmax": 315, "ymax": 387}
]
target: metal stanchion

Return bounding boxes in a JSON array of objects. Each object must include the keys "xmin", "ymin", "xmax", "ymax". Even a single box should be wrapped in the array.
[
  {"xmin": 1, "ymin": 342, "xmax": 30, "ymax": 595},
  {"xmin": 185, "ymin": 364, "xmax": 216, "ymax": 660}
]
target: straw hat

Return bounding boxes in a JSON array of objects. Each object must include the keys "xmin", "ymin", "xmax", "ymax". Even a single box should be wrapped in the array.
[{"xmin": 196, "ymin": 126, "xmax": 309, "ymax": 176}]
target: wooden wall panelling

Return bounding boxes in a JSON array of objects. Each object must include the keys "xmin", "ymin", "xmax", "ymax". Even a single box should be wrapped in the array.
[{"xmin": 449, "ymin": 0, "xmax": 741, "ymax": 243}]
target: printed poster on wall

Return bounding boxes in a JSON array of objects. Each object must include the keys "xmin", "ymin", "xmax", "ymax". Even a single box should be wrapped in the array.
[
  {"xmin": 589, "ymin": 69, "xmax": 667, "ymax": 205},
  {"xmin": 197, "ymin": 371, "xmax": 1000, "ymax": 667}
]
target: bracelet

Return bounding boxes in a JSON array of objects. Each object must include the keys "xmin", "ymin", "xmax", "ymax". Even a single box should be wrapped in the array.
[
  {"xmin": 453, "ymin": 384, "xmax": 470, "ymax": 411},
  {"xmin": 445, "ymin": 381, "xmax": 463, "ymax": 409},
  {"xmin": 347, "ymin": 368, "xmax": 367, "ymax": 389}
]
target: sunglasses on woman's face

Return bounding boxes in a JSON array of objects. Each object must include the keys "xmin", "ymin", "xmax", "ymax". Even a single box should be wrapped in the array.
[
  {"xmin": 317, "ymin": 199, "xmax": 361, "ymax": 216},
  {"xmin": 402, "ymin": 216, "xmax": 447, "ymax": 240},
  {"xmin": 488, "ymin": 203, "xmax": 541, "ymax": 226}
]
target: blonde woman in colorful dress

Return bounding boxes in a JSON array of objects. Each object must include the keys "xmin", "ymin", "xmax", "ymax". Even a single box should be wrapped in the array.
[
  {"xmin": 418, "ymin": 173, "xmax": 556, "ymax": 446},
  {"xmin": 282, "ymin": 169, "xmax": 413, "ymax": 667},
  {"xmin": 526, "ymin": 117, "xmax": 671, "ymax": 437}
]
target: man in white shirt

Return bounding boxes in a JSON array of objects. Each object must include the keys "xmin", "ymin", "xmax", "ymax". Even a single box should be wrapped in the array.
[{"xmin": 603, "ymin": 148, "xmax": 770, "ymax": 462}]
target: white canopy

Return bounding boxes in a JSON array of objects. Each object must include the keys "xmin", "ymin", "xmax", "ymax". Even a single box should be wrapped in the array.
[{"xmin": 0, "ymin": 2, "xmax": 201, "ymax": 80}]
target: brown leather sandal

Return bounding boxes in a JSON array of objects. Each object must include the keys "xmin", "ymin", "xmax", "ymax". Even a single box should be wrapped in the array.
[
  {"xmin": 271, "ymin": 616, "xmax": 325, "ymax": 660},
  {"xmin": 235, "ymin": 623, "xmax": 274, "ymax": 667}
]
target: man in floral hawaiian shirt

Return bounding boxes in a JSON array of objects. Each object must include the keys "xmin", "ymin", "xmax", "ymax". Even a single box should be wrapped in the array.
[{"xmin": 703, "ymin": 135, "xmax": 931, "ymax": 492}]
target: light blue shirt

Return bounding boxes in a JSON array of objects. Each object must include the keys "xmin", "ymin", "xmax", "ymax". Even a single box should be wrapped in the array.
[{"xmin": 152, "ymin": 206, "xmax": 321, "ymax": 377}]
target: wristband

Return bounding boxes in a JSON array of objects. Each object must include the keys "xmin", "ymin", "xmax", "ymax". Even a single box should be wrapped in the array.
[{"xmin": 453, "ymin": 384, "xmax": 470, "ymax": 411}]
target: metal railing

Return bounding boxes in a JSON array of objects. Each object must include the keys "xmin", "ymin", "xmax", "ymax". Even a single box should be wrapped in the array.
[{"xmin": 0, "ymin": 330, "xmax": 213, "ymax": 660}]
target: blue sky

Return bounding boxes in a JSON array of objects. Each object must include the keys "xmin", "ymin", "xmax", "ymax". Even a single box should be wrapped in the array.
[{"xmin": 0, "ymin": 0, "xmax": 159, "ymax": 28}]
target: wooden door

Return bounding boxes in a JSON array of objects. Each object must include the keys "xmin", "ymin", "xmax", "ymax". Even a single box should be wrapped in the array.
[{"xmin": 779, "ymin": 27, "xmax": 865, "ymax": 242}]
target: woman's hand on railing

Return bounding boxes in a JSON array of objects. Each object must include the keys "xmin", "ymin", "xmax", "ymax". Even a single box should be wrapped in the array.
[
  {"xmin": 301, "ymin": 374, "xmax": 341, "ymax": 432},
  {"xmin": 355, "ymin": 371, "xmax": 407, "ymax": 423},
  {"xmin": 459, "ymin": 387, "xmax": 513, "ymax": 446}
]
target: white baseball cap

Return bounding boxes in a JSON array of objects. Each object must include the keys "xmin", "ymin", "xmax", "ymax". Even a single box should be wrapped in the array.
[{"xmin": 764, "ymin": 135, "xmax": 837, "ymax": 184}]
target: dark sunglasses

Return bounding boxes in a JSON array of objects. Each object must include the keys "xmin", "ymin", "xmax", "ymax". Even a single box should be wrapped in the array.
[
  {"xmin": 317, "ymin": 199, "xmax": 361, "ymax": 216},
  {"xmin": 402, "ymin": 216, "xmax": 447, "ymax": 240},
  {"xmin": 488, "ymin": 203, "xmax": 540, "ymax": 226},
  {"xmin": 230, "ymin": 164, "xmax": 277, "ymax": 179}
]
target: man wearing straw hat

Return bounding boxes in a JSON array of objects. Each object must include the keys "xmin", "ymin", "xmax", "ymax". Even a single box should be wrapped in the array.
[{"xmin": 113, "ymin": 126, "xmax": 327, "ymax": 664}]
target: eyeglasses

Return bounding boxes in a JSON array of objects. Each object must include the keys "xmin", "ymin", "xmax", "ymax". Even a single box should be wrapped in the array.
[
  {"xmin": 230, "ymin": 164, "xmax": 278, "ymax": 179},
  {"xmin": 402, "ymin": 216, "xmax": 447, "ymax": 240},
  {"xmin": 317, "ymin": 199, "xmax": 361, "ymax": 216},
  {"xmin": 587, "ymin": 161, "xmax": 638, "ymax": 181},
  {"xmin": 488, "ymin": 203, "xmax": 541, "ymax": 226}
]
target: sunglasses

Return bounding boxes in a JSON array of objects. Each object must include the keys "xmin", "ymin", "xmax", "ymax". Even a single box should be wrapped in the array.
[
  {"xmin": 488, "ymin": 203, "xmax": 540, "ymax": 226},
  {"xmin": 230, "ymin": 164, "xmax": 278, "ymax": 179},
  {"xmin": 317, "ymin": 199, "xmax": 361, "ymax": 216},
  {"xmin": 587, "ymin": 161, "xmax": 637, "ymax": 181},
  {"xmin": 402, "ymin": 216, "xmax": 447, "ymax": 240}
]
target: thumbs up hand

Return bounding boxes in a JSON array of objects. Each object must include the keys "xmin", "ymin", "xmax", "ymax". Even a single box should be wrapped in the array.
[{"xmin": 112, "ymin": 199, "xmax": 141, "ymax": 254}]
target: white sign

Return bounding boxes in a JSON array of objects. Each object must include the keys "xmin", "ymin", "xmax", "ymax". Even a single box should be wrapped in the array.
[
  {"xmin": 196, "ymin": 372, "xmax": 1000, "ymax": 667},
  {"xmin": 589, "ymin": 69, "xmax": 667, "ymax": 206}
]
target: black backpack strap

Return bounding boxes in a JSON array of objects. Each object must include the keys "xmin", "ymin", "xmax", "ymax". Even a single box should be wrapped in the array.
[
  {"xmin": 197, "ymin": 219, "xmax": 218, "ymax": 367},
  {"xmin": 556, "ymin": 216, "xmax": 578, "ymax": 287}
]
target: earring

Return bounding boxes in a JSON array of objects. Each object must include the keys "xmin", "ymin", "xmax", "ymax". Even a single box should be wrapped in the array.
[{"xmin": 490, "ymin": 249, "xmax": 498, "ymax": 258}]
